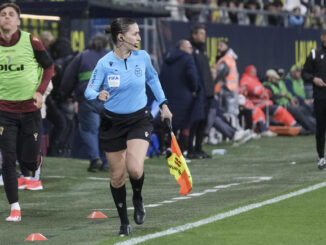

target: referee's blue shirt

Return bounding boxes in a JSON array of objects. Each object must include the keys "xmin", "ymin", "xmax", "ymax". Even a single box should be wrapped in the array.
[{"xmin": 84, "ymin": 50, "xmax": 166, "ymax": 114}]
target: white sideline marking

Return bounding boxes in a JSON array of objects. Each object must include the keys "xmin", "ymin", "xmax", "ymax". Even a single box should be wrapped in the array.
[
  {"xmin": 45, "ymin": 176, "xmax": 66, "ymax": 179},
  {"xmin": 115, "ymin": 182, "xmax": 326, "ymax": 245},
  {"xmin": 172, "ymin": 196, "xmax": 191, "ymax": 200},
  {"xmin": 214, "ymin": 183, "xmax": 240, "ymax": 189},
  {"xmin": 188, "ymin": 192, "xmax": 206, "ymax": 197},
  {"xmin": 95, "ymin": 176, "xmax": 272, "ymax": 211},
  {"xmin": 204, "ymin": 189, "xmax": 218, "ymax": 193},
  {"xmin": 87, "ymin": 177, "xmax": 110, "ymax": 181},
  {"xmin": 159, "ymin": 200, "xmax": 176, "ymax": 204}
]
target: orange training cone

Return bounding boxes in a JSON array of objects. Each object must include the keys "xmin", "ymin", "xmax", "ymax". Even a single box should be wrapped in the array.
[
  {"xmin": 25, "ymin": 233, "xmax": 48, "ymax": 241},
  {"xmin": 87, "ymin": 211, "xmax": 107, "ymax": 219}
]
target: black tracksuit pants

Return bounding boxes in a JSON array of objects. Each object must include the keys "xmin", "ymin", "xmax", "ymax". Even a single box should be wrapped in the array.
[
  {"xmin": 0, "ymin": 110, "xmax": 42, "ymax": 204},
  {"xmin": 314, "ymin": 99, "xmax": 326, "ymax": 158}
]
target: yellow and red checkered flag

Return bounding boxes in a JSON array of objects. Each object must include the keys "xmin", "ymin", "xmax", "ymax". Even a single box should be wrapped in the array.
[{"xmin": 166, "ymin": 120, "xmax": 193, "ymax": 195}]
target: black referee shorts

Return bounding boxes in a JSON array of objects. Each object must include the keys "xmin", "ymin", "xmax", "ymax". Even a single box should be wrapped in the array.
[{"xmin": 99, "ymin": 107, "xmax": 153, "ymax": 152}]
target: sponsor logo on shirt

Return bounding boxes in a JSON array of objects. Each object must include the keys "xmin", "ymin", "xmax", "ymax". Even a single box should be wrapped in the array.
[{"xmin": 0, "ymin": 56, "xmax": 24, "ymax": 71}]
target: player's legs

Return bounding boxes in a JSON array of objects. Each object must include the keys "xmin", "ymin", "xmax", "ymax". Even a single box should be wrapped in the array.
[
  {"xmin": 126, "ymin": 139, "xmax": 149, "ymax": 225},
  {"xmin": 106, "ymin": 150, "xmax": 131, "ymax": 236},
  {"xmin": 0, "ymin": 111, "xmax": 21, "ymax": 221}
]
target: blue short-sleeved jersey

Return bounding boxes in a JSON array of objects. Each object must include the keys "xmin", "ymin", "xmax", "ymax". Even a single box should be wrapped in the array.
[{"xmin": 84, "ymin": 50, "xmax": 166, "ymax": 114}]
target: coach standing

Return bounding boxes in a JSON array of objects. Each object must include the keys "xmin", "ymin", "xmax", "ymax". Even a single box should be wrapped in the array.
[
  {"xmin": 0, "ymin": 3, "xmax": 54, "ymax": 221},
  {"xmin": 302, "ymin": 30, "xmax": 326, "ymax": 170}
]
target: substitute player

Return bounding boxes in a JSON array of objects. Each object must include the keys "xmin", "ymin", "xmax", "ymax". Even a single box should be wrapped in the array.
[{"xmin": 0, "ymin": 3, "xmax": 54, "ymax": 221}]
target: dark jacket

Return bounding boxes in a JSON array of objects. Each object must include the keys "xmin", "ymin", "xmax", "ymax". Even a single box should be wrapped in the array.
[
  {"xmin": 160, "ymin": 48, "xmax": 204, "ymax": 128},
  {"xmin": 60, "ymin": 49, "xmax": 109, "ymax": 102},
  {"xmin": 191, "ymin": 41, "xmax": 215, "ymax": 98},
  {"xmin": 302, "ymin": 45, "xmax": 326, "ymax": 100}
]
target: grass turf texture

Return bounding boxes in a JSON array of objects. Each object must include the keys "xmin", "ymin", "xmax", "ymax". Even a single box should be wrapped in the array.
[{"xmin": 1, "ymin": 135, "xmax": 325, "ymax": 245}]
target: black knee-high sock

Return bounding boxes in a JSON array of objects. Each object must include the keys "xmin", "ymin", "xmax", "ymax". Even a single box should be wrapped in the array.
[
  {"xmin": 129, "ymin": 173, "xmax": 144, "ymax": 200},
  {"xmin": 110, "ymin": 183, "xmax": 129, "ymax": 225}
]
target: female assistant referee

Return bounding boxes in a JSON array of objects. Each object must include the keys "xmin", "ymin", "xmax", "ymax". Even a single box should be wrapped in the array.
[{"xmin": 84, "ymin": 18, "xmax": 172, "ymax": 236}]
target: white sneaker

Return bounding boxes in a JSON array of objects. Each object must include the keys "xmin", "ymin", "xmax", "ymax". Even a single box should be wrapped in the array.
[
  {"xmin": 6, "ymin": 209, "xmax": 21, "ymax": 222},
  {"xmin": 261, "ymin": 130, "xmax": 277, "ymax": 137},
  {"xmin": 318, "ymin": 158, "xmax": 326, "ymax": 170},
  {"xmin": 250, "ymin": 131, "xmax": 261, "ymax": 139},
  {"xmin": 233, "ymin": 129, "xmax": 252, "ymax": 142},
  {"xmin": 207, "ymin": 128, "xmax": 219, "ymax": 145},
  {"xmin": 0, "ymin": 174, "xmax": 3, "ymax": 186}
]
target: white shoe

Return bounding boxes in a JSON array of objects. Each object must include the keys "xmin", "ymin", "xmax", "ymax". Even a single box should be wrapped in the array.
[
  {"xmin": 6, "ymin": 209, "xmax": 21, "ymax": 222},
  {"xmin": 261, "ymin": 130, "xmax": 277, "ymax": 137},
  {"xmin": 318, "ymin": 158, "xmax": 326, "ymax": 170},
  {"xmin": 250, "ymin": 131, "xmax": 261, "ymax": 139},
  {"xmin": 233, "ymin": 129, "xmax": 252, "ymax": 142},
  {"xmin": 208, "ymin": 127, "xmax": 219, "ymax": 145},
  {"xmin": 0, "ymin": 174, "xmax": 3, "ymax": 186},
  {"xmin": 233, "ymin": 130, "xmax": 246, "ymax": 141}
]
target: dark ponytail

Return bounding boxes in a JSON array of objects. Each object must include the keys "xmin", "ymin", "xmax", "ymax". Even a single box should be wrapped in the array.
[{"xmin": 105, "ymin": 18, "xmax": 136, "ymax": 44}]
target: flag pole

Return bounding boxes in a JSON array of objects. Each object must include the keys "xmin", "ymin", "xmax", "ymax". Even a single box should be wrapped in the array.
[{"xmin": 164, "ymin": 118, "xmax": 173, "ymax": 135}]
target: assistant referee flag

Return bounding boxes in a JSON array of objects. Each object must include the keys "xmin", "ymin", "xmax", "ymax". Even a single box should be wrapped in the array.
[{"xmin": 167, "ymin": 132, "xmax": 193, "ymax": 195}]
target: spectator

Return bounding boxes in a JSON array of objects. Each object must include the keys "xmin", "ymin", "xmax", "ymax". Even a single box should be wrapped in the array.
[
  {"xmin": 240, "ymin": 65, "xmax": 297, "ymax": 127},
  {"xmin": 236, "ymin": 1, "xmax": 251, "ymax": 25},
  {"xmin": 263, "ymin": 69, "xmax": 315, "ymax": 134},
  {"xmin": 283, "ymin": 0, "xmax": 306, "ymax": 15},
  {"xmin": 185, "ymin": 0, "xmax": 205, "ymax": 22},
  {"xmin": 160, "ymin": 40, "xmax": 200, "ymax": 152},
  {"xmin": 204, "ymin": 98, "xmax": 252, "ymax": 143},
  {"xmin": 214, "ymin": 38, "xmax": 240, "ymax": 127},
  {"xmin": 215, "ymin": 39, "xmax": 239, "ymax": 92},
  {"xmin": 188, "ymin": 24, "xmax": 214, "ymax": 159},
  {"xmin": 302, "ymin": 30, "xmax": 326, "ymax": 169},
  {"xmin": 228, "ymin": 0, "xmax": 239, "ymax": 24},
  {"xmin": 245, "ymin": 0, "xmax": 263, "ymax": 26},
  {"xmin": 167, "ymin": 0, "xmax": 188, "ymax": 22},
  {"xmin": 304, "ymin": 5, "xmax": 326, "ymax": 29},
  {"xmin": 285, "ymin": 64, "xmax": 314, "ymax": 113},
  {"xmin": 265, "ymin": 1, "xmax": 284, "ymax": 27},
  {"xmin": 213, "ymin": 39, "xmax": 273, "ymax": 136},
  {"xmin": 60, "ymin": 34, "xmax": 109, "ymax": 172},
  {"xmin": 39, "ymin": 31, "xmax": 54, "ymax": 51},
  {"xmin": 288, "ymin": 6, "xmax": 304, "ymax": 27},
  {"xmin": 239, "ymin": 87, "xmax": 277, "ymax": 136},
  {"xmin": 45, "ymin": 33, "xmax": 76, "ymax": 157}
]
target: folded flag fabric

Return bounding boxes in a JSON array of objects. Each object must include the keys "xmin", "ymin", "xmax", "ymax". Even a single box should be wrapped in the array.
[{"xmin": 167, "ymin": 134, "xmax": 193, "ymax": 195}]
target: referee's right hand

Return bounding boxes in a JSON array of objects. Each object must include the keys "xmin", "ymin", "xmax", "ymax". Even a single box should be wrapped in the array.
[
  {"xmin": 160, "ymin": 104, "xmax": 173, "ymax": 122},
  {"xmin": 98, "ymin": 90, "xmax": 110, "ymax": 101}
]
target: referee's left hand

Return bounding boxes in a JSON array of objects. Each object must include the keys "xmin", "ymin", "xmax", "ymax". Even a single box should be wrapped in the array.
[
  {"xmin": 160, "ymin": 104, "xmax": 173, "ymax": 122},
  {"xmin": 33, "ymin": 92, "xmax": 43, "ymax": 109}
]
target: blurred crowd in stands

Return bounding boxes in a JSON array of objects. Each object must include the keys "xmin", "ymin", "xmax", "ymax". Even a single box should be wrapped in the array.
[{"xmin": 166, "ymin": 0, "xmax": 326, "ymax": 28}]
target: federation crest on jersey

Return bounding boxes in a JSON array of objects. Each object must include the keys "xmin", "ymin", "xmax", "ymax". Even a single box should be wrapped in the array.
[{"xmin": 135, "ymin": 67, "xmax": 142, "ymax": 77}]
